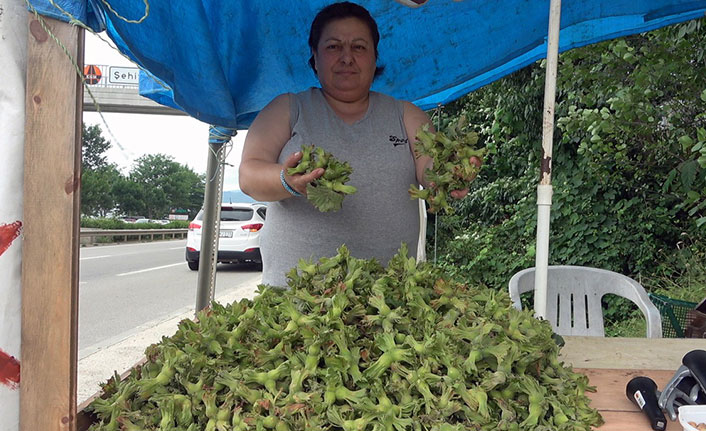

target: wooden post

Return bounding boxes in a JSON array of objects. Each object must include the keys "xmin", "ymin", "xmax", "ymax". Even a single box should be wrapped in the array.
[{"xmin": 21, "ymin": 14, "xmax": 83, "ymax": 431}]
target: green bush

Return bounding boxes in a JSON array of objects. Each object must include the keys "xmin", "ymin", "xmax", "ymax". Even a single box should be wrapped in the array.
[
  {"xmin": 429, "ymin": 19, "xmax": 706, "ymax": 330},
  {"xmin": 81, "ymin": 217, "xmax": 129, "ymax": 230},
  {"xmin": 80, "ymin": 217, "xmax": 189, "ymax": 230}
]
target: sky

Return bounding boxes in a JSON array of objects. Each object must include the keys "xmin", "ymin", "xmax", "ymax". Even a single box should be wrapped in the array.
[{"xmin": 82, "ymin": 32, "xmax": 246, "ymax": 191}]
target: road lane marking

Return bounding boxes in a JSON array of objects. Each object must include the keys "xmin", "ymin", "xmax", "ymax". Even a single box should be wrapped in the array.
[
  {"xmin": 80, "ymin": 255, "xmax": 111, "ymax": 260},
  {"xmin": 81, "ymin": 245, "xmax": 187, "ymax": 259},
  {"xmin": 116, "ymin": 262, "xmax": 184, "ymax": 277}
]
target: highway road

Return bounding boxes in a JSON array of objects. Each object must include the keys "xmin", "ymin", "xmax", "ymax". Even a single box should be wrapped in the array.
[{"xmin": 78, "ymin": 239, "xmax": 262, "ymax": 359}]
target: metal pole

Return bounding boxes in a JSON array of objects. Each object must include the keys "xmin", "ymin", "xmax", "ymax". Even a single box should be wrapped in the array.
[
  {"xmin": 195, "ymin": 136, "xmax": 228, "ymax": 312},
  {"xmin": 534, "ymin": 0, "xmax": 561, "ymax": 319}
]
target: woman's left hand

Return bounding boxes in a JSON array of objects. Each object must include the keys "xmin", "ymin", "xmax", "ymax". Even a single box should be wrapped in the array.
[{"xmin": 449, "ymin": 155, "xmax": 483, "ymax": 199}]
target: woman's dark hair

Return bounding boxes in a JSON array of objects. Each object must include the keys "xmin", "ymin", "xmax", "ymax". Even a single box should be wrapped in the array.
[{"xmin": 308, "ymin": 1, "xmax": 385, "ymax": 78}]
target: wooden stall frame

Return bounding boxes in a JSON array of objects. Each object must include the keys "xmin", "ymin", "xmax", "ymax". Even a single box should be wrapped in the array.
[{"xmin": 21, "ymin": 14, "xmax": 83, "ymax": 431}]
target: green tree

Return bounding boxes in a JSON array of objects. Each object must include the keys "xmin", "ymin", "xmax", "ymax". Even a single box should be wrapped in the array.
[
  {"xmin": 432, "ymin": 18, "xmax": 706, "ymax": 291},
  {"xmin": 81, "ymin": 165, "xmax": 122, "ymax": 217},
  {"xmin": 80, "ymin": 123, "xmax": 124, "ymax": 216},
  {"xmin": 128, "ymin": 154, "xmax": 205, "ymax": 219},
  {"xmin": 82, "ymin": 123, "xmax": 111, "ymax": 171},
  {"xmin": 112, "ymin": 178, "xmax": 147, "ymax": 217}
]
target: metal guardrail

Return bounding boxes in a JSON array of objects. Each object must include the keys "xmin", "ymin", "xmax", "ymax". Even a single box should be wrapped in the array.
[{"xmin": 80, "ymin": 228, "xmax": 188, "ymax": 244}]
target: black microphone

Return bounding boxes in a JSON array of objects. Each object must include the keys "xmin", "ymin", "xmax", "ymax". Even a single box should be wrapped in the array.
[{"xmin": 626, "ymin": 376, "xmax": 668, "ymax": 431}]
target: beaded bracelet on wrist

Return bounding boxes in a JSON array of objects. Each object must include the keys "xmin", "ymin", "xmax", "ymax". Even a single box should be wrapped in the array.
[{"xmin": 280, "ymin": 169, "xmax": 302, "ymax": 197}]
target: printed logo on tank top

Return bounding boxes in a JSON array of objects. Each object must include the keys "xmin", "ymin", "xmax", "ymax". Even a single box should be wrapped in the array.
[{"xmin": 389, "ymin": 135, "xmax": 409, "ymax": 147}]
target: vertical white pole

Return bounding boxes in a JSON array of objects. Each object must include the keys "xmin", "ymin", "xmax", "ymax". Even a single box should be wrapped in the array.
[{"xmin": 534, "ymin": 0, "xmax": 562, "ymax": 319}]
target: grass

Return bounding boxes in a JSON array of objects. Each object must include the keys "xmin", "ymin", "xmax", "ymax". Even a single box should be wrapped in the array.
[
  {"xmin": 605, "ymin": 247, "xmax": 706, "ymax": 338},
  {"xmin": 648, "ymin": 246, "xmax": 706, "ymax": 303},
  {"xmin": 605, "ymin": 315, "xmax": 647, "ymax": 338}
]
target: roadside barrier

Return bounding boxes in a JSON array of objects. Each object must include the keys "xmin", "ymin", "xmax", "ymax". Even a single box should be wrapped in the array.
[{"xmin": 80, "ymin": 228, "xmax": 188, "ymax": 245}]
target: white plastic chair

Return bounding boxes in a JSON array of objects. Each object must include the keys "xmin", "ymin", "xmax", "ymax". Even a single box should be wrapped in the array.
[{"xmin": 508, "ymin": 266, "xmax": 662, "ymax": 338}]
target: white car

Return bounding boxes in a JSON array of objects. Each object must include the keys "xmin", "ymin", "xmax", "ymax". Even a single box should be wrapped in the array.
[{"xmin": 185, "ymin": 203, "xmax": 266, "ymax": 271}]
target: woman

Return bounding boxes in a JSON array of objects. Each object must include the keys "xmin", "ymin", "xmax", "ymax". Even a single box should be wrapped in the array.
[{"xmin": 239, "ymin": 2, "xmax": 475, "ymax": 286}]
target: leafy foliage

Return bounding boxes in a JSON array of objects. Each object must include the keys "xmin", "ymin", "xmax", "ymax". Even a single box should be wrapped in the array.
[
  {"xmin": 128, "ymin": 154, "xmax": 206, "ymax": 219},
  {"xmin": 80, "ymin": 124, "xmax": 206, "ymax": 219},
  {"xmin": 81, "ymin": 165, "xmax": 122, "ymax": 217},
  {"xmin": 111, "ymin": 178, "xmax": 148, "ymax": 218},
  {"xmin": 82, "ymin": 124, "xmax": 112, "ymax": 171},
  {"xmin": 80, "ymin": 217, "xmax": 189, "ymax": 230},
  {"xmin": 81, "ymin": 124, "xmax": 122, "ymax": 216},
  {"xmin": 431, "ymin": 18, "xmax": 706, "ymax": 297},
  {"xmin": 410, "ymin": 120, "xmax": 486, "ymax": 214},
  {"xmin": 88, "ymin": 245, "xmax": 602, "ymax": 431},
  {"xmin": 288, "ymin": 145, "xmax": 357, "ymax": 212}
]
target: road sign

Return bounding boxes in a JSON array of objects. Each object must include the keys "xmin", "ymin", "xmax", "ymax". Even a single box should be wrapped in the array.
[
  {"xmin": 83, "ymin": 64, "xmax": 102, "ymax": 85},
  {"xmin": 108, "ymin": 66, "xmax": 139, "ymax": 85}
]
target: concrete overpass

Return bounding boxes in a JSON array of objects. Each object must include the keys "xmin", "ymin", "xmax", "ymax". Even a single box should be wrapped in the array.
[{"xmin": 82, "ymin": 64, "xmax": 186, "ymax": 116}]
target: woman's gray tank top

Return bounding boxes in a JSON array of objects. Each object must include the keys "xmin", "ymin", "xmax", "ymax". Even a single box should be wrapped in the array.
[{"xmin": 259, "ymin": 88, "xmax": 420, "ymax": 287}]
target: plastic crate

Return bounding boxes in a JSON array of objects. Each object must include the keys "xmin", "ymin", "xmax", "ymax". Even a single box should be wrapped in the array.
[{"xmin": 648, "ymin": 293, "xmax": 698, "ymax": 338}]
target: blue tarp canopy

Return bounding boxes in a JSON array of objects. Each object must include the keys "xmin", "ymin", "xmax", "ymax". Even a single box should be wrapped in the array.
[{"xmin": 31, "ymin": 1, "xmax": 706, "ymax": 128}]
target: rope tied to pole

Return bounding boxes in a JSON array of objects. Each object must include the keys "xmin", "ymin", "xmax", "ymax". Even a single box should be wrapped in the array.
[
  {"xmin": 208, "ymin": 126, "xmax": 237, "ymax": 145},
  {"xmin": 206, "ymin": 126, "xmax": 237, "ymax": 183}
]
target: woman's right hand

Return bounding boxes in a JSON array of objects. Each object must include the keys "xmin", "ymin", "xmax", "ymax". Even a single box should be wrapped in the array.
[
  {"xmin": 282, "ymin": 151, "xmax": 325, "ymax": 197},
  {"xmin": 240, "ymin": 94, "xmax": 326, "ymax": 201}
]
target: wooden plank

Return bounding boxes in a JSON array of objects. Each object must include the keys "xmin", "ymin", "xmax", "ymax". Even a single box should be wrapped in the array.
[
  {"xmin": 21, "ymin": 13, "xmax": 83, "ymax": 431},
  {"xmin": 577, "ymin": 368, "xmax": 689, "ymax": 430},
  {"xmin": 562, "ymin": 336, "xmax": 706, "ymax": 370},
  {"xmin": 577, "ymin": 368, "xmax": 675, "ymax": 412},
  {"xmin": 596, "ymin": 411, "xmax": 680, "ymax": 430}
]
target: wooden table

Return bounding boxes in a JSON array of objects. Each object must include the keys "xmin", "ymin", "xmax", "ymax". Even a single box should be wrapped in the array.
[{"xmin": 560, "ymin": 337, "xmax": 706, "ymax": 430}]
